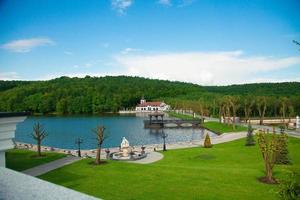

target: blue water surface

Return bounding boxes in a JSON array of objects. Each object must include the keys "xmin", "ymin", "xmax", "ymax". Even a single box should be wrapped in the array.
[{"xmin": 15, "ymin": 114, "xmax": 215, "ymax": 150}]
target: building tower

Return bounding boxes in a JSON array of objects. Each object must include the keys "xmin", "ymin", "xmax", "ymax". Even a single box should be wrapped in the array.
[{"xmin": 140, "ymin": 96, "xmax": 146, "ymax": 105}]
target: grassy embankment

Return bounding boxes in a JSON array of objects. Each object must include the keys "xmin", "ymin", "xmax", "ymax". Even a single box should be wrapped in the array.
[
  {"xmin": 5, "ymin": 149, "xmax": 66, "ymax": 171},
  {"xmin": 168, "ymin": 111, "xmax": 247, "ymax": 134},
  {"xmin": 39, "ymin": 137, "xmax": 300, "ymax": 200}
]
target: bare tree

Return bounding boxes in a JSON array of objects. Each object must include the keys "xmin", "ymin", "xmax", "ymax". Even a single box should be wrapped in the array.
[
  {"xmin": 31, "ymin": 122, "xmax": 48, "ymax": 157},
  {"xmin": 229, "ymin": 96, "xmax": 240, "ymax": 130},
  {"xmin": 92, "ymin": 125, "xmax": 109, "ymax": 165},
  {"xmin": 256, "ymin": 96, "xmax": 267, "ymax": 125},
  {"xmin": 224, "ymin": 96, "xmax": 232, "ymax": 126},
  {"xmin": 279, "ymin": 97, "xmax": 288, "ymax": 127},
  {"xmin": 293, "ymin": 40, "xmax": 300, "ymax": 51},
  {"xmin": 243, "ymin": 96, "xmax": 255, "ymax": 124}
]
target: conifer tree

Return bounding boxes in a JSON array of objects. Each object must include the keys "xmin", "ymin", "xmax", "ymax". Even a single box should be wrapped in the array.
[
  {"xmin": 275, "ymin": 129, "xmax": 290, "ymax": 165},
  {"xmin": 245, "ymin": 124, "xmax": 255, "ymax": 146},
  {"xmin": 204, "ymin": 133, "xmax": 212, "ymax": 148}
]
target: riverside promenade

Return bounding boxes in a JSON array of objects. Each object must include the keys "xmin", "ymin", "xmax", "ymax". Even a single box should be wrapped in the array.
[{"xmin": 16, "ymin": 131, "xmax": 247, "ymax": 161}]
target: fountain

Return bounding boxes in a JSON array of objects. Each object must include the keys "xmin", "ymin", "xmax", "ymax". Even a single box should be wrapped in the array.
[{"xmin": 111, "ymin": 137, "xmax": 147, "ymax": 161}]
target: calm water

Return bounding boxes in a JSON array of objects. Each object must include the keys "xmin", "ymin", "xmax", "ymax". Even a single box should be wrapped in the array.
[{"xmin": 15, "ymin": 114, "xmax": 216, "ymax": 150}]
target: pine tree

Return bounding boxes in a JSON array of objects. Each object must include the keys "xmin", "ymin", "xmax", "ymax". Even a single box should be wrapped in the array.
[
  {"xmin": 245, "ymin": 124, "xmax": 255, "ymax": 146},
  {"xmin": 275, "ymin": 131, "xmax": 290, "ymax": 165},
  {"xmin": 204, "ymin": 133, "xmax": 212, "ymax": 148}
]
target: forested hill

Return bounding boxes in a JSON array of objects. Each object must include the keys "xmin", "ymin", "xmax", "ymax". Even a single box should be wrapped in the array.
[
  {"xmin": 204, "ymin": 82, "xmax": 300, "ymax": 96},
  {"xmin": 0, "ymin": 76, "xmax": 299, "ymax": 114}
]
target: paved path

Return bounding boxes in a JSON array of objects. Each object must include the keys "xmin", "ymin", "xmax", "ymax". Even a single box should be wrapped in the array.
[
  {"xmin": 22, "ymin": 156, "xmax": 81, "ymax": 177},
  {"xmin": 240, "ymin": 123, "xmax": 300, "ymax": 138},
  {"xmin": 127, "ymin": 152, "xmax": 164, "ymax": 164}
]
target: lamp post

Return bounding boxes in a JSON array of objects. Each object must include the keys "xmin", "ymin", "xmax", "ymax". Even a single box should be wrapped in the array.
[
  {"xmin": 75, "ymin": 138, "xmax": 83, "ymax": 157},
  {"xmin": 161, "ymin": 131, "xmax": 168, "ymax": 151}
]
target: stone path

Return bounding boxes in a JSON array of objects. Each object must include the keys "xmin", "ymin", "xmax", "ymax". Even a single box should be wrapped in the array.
[
  {"xmin": 127, "ymin": 152, "xmax": 164, "ymax": 164},
  {"xmin": 22, "ymin": 156, "xmax": 81, "ymax": 177}
]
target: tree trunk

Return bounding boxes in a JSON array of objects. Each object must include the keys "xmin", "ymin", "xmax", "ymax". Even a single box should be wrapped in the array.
[
  {"xmin": 233, "ymin": 112, "xmax": 236, "ymax": 130},
  {"xmin": 95, "ymin": 146, "xmax": 101, "ymax": 165},
  {"xmin": 219, "ymin": 106, "xmax": 222, "ymax": 123},
  {"xmin": 265, "ymin": 162, "xmax": 274, "ymax": 183},
  {"xmin": 227, "ymin": 106, "xmax": 231, "ymax": 126},
  {"xmin": 37, "ymin": 140, "xmax": 41, "ymax": 156}
]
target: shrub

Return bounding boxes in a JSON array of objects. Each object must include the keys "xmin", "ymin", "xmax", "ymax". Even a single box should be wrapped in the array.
[
  {"xmin": 245, "ymin": 124, "xmax": 255, "ymax": 146},
  {"xmin": 279, "ymin": 172, "xmax": 300, "ymax": 200},
  {"xmin": 204, "ymin": 133, "xmax": 212, "ymax": 148},
  {"xmin": 275, "ymin": 132, "xmax": 291, "ymax": 165}
]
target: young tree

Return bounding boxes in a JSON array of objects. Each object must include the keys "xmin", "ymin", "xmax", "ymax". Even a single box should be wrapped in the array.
[
  {"xmin": 256, "ymin": 96, "xmax": 267, "ymax": 125},
  {"xmin": 245, "ymin": 124, "xmax": 255, "ymax": 146},
  {"xmin": 257, "ymin": 129, "xmax": 281, "ymax": 183},
  {"xmin": 31, "ymin": 122, "xmax": 48, "ymax": 157},
  {"xmin": 203, "ymin": 133, "xmax": 212, "ymax": 148},
  {"xmin": 92, "ymin": 125, "xmax": 109, "ymax": 165}
]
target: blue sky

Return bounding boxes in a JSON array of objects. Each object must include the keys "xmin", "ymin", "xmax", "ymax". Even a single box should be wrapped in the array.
[{"xmin": 0, "ymin": 0, "xmax": 300, "ymax": 85}]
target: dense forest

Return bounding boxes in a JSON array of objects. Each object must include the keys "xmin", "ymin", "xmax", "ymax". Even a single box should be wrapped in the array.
[{"xmin": 0, "ymin": 76, "xmax": 299, "ymax": 119}]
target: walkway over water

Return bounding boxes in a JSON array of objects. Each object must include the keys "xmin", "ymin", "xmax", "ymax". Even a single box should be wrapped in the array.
[{"xmin": 144, "ymin": 119, "xmax": 203, "ymax": 128}]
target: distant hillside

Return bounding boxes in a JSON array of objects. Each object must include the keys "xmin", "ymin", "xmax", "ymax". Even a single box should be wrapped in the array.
[
  {"xmin": 0, "ymin": 76, "xmax": 299, "ymax": 115},
  {"xmin": 204, "ymin": 82, "xmax": 300, "ymax": 96}
]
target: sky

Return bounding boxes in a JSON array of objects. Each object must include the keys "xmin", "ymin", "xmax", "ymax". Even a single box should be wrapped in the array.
[{"xmin": 0, "ymin": 0, "xmax": 300, "ymax": 85}]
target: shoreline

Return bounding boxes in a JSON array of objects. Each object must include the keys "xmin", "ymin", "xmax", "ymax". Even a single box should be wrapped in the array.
[{"xmin": 14, "ymin": 131, "xmax": 247, "ymax": 158}]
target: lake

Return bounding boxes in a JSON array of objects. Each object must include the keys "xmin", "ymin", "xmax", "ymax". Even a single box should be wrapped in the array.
[{"xmin": 15, "ymin": 114, "xmax": 216, "ymax": 150}]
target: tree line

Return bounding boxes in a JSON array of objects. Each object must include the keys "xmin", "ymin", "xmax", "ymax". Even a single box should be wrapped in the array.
[{"xmin": 0, "ymin": 76, "xmax": 300, "ymax": 118}]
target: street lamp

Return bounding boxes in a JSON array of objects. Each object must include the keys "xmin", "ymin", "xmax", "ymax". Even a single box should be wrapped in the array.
[
  {"xmin": 75, "ymin": 137, "xmax": 83, "ymax": 157},
  {"xmin": 161, "ymin": 131, "xmax": 168, "ymax": 151}
]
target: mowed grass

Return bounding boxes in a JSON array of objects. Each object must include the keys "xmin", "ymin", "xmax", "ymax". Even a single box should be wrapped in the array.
[
  {"xmin": 203, "ymin": 121, "xmax": 247, "ymax": 134},
  {"xmin": 167, "ymin": 111, "xmax": 198, "ymax": 120},
  {"xmin": 6, "ymin": 149, "xmax": 66, "ymax": 171},
  {"xmin": 39, "ymin": 137, "xmax": 300, "ymax": 200}
]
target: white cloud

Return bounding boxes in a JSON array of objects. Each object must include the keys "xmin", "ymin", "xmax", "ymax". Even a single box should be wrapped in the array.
[
  {"xmin": 1, "ymin": 37, "xmax": 55, "ymax": 53},
  {"xmin": 113, "ymin": 50, "xmax": 300, "ymax": 85},
  {"xmin": 111, "ymin": 0, "xmax": 133, "ymax": 14},
  {"xmin": 158, "ymin": 0, "xmax": 171, "ymax": 6},
  {"xmin": 0, "ymin": 72, "xmax": 20, "ymax": 80}
]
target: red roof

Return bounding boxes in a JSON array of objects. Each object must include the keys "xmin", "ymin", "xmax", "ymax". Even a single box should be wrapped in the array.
[{"xmin": 137, "ymin": 102, "xmax": 162, "ymax": 107}]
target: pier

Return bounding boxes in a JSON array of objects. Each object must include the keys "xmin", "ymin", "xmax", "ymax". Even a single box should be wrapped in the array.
[{"xmin": 144, "ymin": 113, "xmax": 203, "ymax": 128}]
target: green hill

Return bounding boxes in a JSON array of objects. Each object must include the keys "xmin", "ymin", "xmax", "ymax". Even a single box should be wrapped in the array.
[{"xmin": 0, "ymin": 76, "xmax": 299, "ymax": 115}]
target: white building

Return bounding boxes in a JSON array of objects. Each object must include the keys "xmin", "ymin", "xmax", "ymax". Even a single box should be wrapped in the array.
[{"xmin": 135, "ymin": 98, "xmax": 170, "ymax": 112}]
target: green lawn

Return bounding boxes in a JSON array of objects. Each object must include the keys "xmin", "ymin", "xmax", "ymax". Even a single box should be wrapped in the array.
[
  {"xmin": 39, "ymin": 137, "xmax": 300, "ymax": 200},
  {"xmin": 203, "ymin": 121, "xmax": 247, "ymax": 135},
  {"xmin": 6, "ymin": 149, "xmax": 66, "ymax": 171},
  {"xmin": 167, "ymin": 111, "xmax": 198, "ymax": 120}
]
